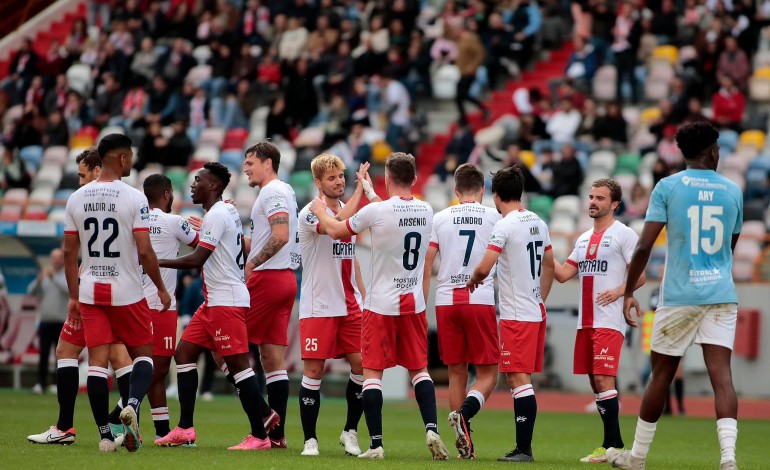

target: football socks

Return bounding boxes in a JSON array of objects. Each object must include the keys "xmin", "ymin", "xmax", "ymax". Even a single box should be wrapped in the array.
[
  {"xmin": 299, "ymin": 376, "xmax": 322, "ymax": 441},
  {"xmin": 512, "ymin": 384, "xmax": 537, "ymax": 455},
  {"xmin": 412, "ymin": 372, "xmax": 439, "ymax": 435},
  {"xmin": 176, "ymin": 363, "xmax": 198, "ymax": 429},
  {"xmin": 55, "ymin": 359, "xmax": 79, "ymax": 431},
  {"xmin": 362, "ymin": 379, "xmax": 383, "ymax": 449},
  {"xmin": 344, "ymin": 373, "xmax": 364, "ymax": 432}
]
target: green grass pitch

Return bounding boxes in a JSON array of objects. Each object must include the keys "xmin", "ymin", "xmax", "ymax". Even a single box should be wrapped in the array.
[{"xmin": 3, "ymin": 390, "xmax": 766, "ymax": 469}]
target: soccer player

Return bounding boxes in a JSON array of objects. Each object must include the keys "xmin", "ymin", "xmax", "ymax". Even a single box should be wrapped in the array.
[
  {"xmin": 423, "ymin": 163, "xmax": 501, "ymax": 459},
  {"xmin": 141, "ymin": 174, "xmax": 199, "ymax": 439},
  {"xmin": 310, "ymin": 152, "xmax": 450, "ymax": 461},
  {"xmin": 153, "ymin": 162, "xmax": 270, "ymax": 450},
  {"xmin": 552, "ymin": 178, "xmax": 644, "ymax": 464},
  {"xmin": 62, "ymin": 134, "xmax": 171, "ymax": 452},
  {"xmin": 27, "ymin": 147, "xmax": 137, "ymax": 446},
  {"xmin": 466, "ymin": 165, "xmax": 554, "ymax": 462},
  {"xmin": 297, "ymin": 155, "xmax": 368, "ymax": 456},
  {"xmin": 242, "ymin": 141, "xmax": 300, "ymax": 448},
  {"xmin": 608, "ymin": 123, "xmax": 743, "ymax": 470}
]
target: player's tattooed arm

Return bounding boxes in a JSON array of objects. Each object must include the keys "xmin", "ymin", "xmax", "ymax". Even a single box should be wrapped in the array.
[{"xmin": 248, "ymin": 214, "xmax": 289, "ymax": 268}]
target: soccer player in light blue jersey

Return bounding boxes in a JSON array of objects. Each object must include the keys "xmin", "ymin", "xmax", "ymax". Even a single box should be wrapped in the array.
[{"xmin": 608, "ymin": 122, "xmax": 743, "ymax": 470}]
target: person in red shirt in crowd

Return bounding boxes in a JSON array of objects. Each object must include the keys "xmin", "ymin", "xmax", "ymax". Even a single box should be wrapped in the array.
[{"xmin": 711, "ymin": 76, "xmax": 746, "ymax": 132}]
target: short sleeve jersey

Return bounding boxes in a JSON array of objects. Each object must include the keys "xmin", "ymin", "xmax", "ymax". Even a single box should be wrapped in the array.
[
  {"xmin": 198, "ymin": 201, "xmax": 250, "ymax": 308},
  {"xmin": 488, "ymin": 210, "xmax": 551, "ymax": 322},
  {"xmin": 567, "ymin": 220, "xmax": 638, "ymax": 333},
  {"xmin": 346, "ymin": 196, "xmax": 433, "ymax": 316},
  {"xmin": 249, "ymin": 179, "xmax": 300, "ymax": 271},
  {"xmin": 142, "ymin": 209, "xmax": 199, "ymax": 311},
  {"xmin": 645, "ymin": 169, "xmax": 743, "ymax": 307},
  {"xmin": 298, "ymin": 201, "xmax": 363, "ymax": 319},
  {"xmin": 64, "ymin": 180, "xmax": 150, "ymax": 306},
  {"xmin": 430, "ymin": 202, "xmax": 501, "ymax": 306}
]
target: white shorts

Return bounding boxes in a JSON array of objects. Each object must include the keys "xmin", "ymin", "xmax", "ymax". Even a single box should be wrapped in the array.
[{"xmin": 650, "ymin": 303, "xmax": 738, "ymax": 357}]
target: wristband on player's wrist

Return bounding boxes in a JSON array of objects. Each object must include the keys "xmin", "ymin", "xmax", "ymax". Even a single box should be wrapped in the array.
[{"xmin": 365, "ymin": 189, "xmax": 378, "ymax": 200}]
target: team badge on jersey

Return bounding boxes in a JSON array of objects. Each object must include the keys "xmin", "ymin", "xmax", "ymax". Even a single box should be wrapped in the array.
[
  {"xmin": 589, "ymin": 244, "xmax": 597, "ymax": 256},
  {"xmin": 180, "ymin": 219, "xmax": 191, "ymax": 235},
  {"xmin": 306, "ymin": 212, "xmax": 317, "ymax": 224}
]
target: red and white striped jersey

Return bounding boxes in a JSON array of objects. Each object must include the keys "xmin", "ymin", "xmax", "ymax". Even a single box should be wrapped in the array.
[
  {"xmin": 64, "ymin": 180, "xmax": 150, "ymax": 306},
  {"xmin": 143, "ymin": 208, "xmax": 199, "ymax": 311},
  {"xmin": 198, "ymin": 201, "xmax": 250, "ymax": 308},
  {"xmin": 566, "ymin": 220, "xmax": 638, "ymax": 333},
  {"xmin": 346, "ymin": 196, "xmax": 433, "ymax": 316},
  {"xmin": 298, "ymin": 201, "xmax": 363, "ymax": 318},
  {"xmin": 249, "ymin": 179, "xmax": 301, "ymax": 271},
  {"xmin": 487, "ymin": 210, "xmax": 551, "ymax": 322},
  {"xmin": 430, "ymin": 202, "xmax": 500, "ymax": 306}
]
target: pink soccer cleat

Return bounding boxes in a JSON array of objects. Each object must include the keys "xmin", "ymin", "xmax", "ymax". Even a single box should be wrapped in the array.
[
  {"xmin": 228, "ymin": 435, "xmax": 271, "ymax": 451},
  {"xmin": 154, "ymin": 426, "xmax": 197, "ymax": 447}
]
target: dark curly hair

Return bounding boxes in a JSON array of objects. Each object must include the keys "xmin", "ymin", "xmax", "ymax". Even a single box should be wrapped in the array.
[
  {"xmin": 204, "ymin": 162, "xmax": 231, "ymax": 189},
  {"xmin": 675, "ymin": 121, "xmax": 719, "ymax": 160}
]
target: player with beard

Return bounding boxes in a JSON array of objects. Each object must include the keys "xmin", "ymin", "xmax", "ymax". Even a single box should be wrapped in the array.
[{"xmin": 553, "ymin": 179, "xmax": 645, "ymax": 463}]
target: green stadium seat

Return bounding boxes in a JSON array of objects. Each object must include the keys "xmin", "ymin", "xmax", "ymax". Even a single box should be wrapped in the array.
[
  {"xmin": 615, "ymin": 153, "xmax": 641, "ymax": 175},
  {"xmin": 290, "ymin": 170, "xmax": 315, "ymax": 201},
  {"xmin": 165, "ymin": 168, "xmax": 188, "ymax": 193},
  {"xmin": 528, "ymin": 195, "xmax": 554, "ymax": 221}
]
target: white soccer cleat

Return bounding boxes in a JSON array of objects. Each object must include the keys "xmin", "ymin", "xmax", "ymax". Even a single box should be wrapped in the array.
[
  {"xmin": 607, "ymin": 448, "xmax": 645, "ymax": 469},
  {"xmin": 301, "ymin": 438, "xmax": 320, "ymax": 456},
  {"xmin": 358, "ymin": 446, "xmax": 384, "ymax": 459},
  {"xmin": 426, "ymin": 430, "xmax": 450, "ymax": 461},
  {"xmin": 99, "ymin": 438, "xmax": 117, "ymax": 452},
  {"xmin": 720, "ymin": 460, "xmax": 738, "ymax": 470},
  {"xmin": 119, "ymin": 406, "xmax": 141, "ymax": 452},
  {"xmin": 27, "ymin": 425, "xmax": 76, "ymax": 445},
  {"xmin": 340, "ymin": 430, "xmax": 361, "ymax": 456}
]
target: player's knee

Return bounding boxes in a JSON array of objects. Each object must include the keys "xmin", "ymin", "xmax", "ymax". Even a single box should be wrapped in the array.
[
  {"xmin": 55, "ymin": 341, "xmax": 80, "ymax": 360},
  {"xmin": 593, "ymin": 375, "xmax": 616, "ymax": 392}
]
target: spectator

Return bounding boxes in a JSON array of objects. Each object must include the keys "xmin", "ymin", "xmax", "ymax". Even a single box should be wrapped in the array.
[
  {"xmin": 142, "ymin": 0, "xmax": 169, "ymax": 40},
  {"xmin": 624, "ymin": 182, "xmax": 650, "ymax": 219},
  {"xmin": 509, "ymin": 0, "xmax": 542, "ymax": 70},
  {"xmin": 435, "ymin": 119, "xmax": 475, "ymax": 182},
  {"xmin": 205, "ymin": 42, "xmax": 235, "ymax": 98},
  {"xmin": 485, "ymin": 143, "xmax": 543, "ymax": 193},
  {"xmin": 482, "ymin": 12, "xmax": 513, "ymax": 88},
  {"xmin": 93, "ymin": 73, "xmax": 124, "ymax": 127},
  {"xmin": 110, "ymin": 77, "xmax": 147, "ymax": 129},
  {"xmin": 266, "ymin": 95, "xmax": 291, "ymax": 140},
  {"xmin": 24, "ymin": 76, "xmax": 45, "ymax": 109},
  {"xmin": 380, "ymin": 71, "xmax": 411, "ymax": 150},
  {"xmin": 97, "ymin": 41, "xmax": 129, "ymax": 82},
  {"xmin": 28, "ymin": 249, "xmax": 68, "ymax": 395},
  {"xmin": 565, "ymin": 35, "xmax": 599, "ymax": 91},
  {"xmin": 88, "ymin": 0, "xmax": 112, "ymax": 28},
  {"xmin": 2, "ymin": 38, "xmax": 39, "ymax": 105},
  {"xmin": 285, "ymin": 58, "xmax": 319, "ymax": 127},
  {"xmin": 668, "ymin": 76, "xmax": 691, "ymax": 123},
  {"xmin": 0, "ymin": 144, "xmax": 32, "ymax": 191},
  {"xmin": 324, "ymin": 41, "xmax": 355, "ymax": 99},
  {"xmin": 611, "ymin": 1, "xmax": 639, "ymax": 103},
  {"xmin": 454, "ymin": 24, "xmax": 488, "ymax": 123},
  {"xmin": 279, "ymin": 16, "xmax": 309, "ymax": 62},
  {"xmin": 654, "ymin": 124, "xmax": 685, "ymax": 184},
  {"xmin": 545, "ymin": 98, "xmax": 582, "ymax": 146},
  {"xmin": 109, "ymin": 18, "xmax": 135, "ymax": 56},
  {"xmin": 592, "ymin": 101, "xmax": 628, "ymax": 145},
  {"xmin": 354, "ymin": 14, "xmax": 389, "ymax": 57},
  {"xmin": 64, "ymin": 18, "xmax": 88, "ymax": 58},
  {"xmin": 130, "ymin": 37, "xmax": 159, "ymax": 83},
  {"xmin": 307, "ymin": 13, "xmax": 339, "ymax": 58},
  {"xmin": 651, "ymin": 0, "xmax": 678, "ymax": 44},
  {"xmin": 233, "ymin": 43, "xmax": 258, "ymax": 82},
  {"xmin": 42, "ymin": 74, "xmax": 69, "ymax": 117},
  {"xmin": 186, "ymin": 86, "xmax": 210, "ymax": 143},
  {"xmin": 164, "ymin": 119, "xmax": 194, "ymax": 167},
  {"xmin": 167, "ymin": 2, "xmax": 197, "ymax": 40},
  {"xmin": 42, "ymin": 110, "xmax": 69, "ymax": 148},
  {"xmin": 348, "ymin": 115, "xmax": 372, "ymax": 165},
  {"xmin": 136, "ymin": 121, "xmax": 164, "ymax": 170},
  {"xmin": 550, "ymin": 144, "xmax": 584, "ymax": 198},
  {"xmin": 41, "ymin": 40, "xmax": 67, "ymax": 80},
  {"xmin": 11, "ymin": 108, "xmax": 43, "ymax": 149},
  {"xmin": 683, "ymin": 97, "xmax": 710, "ymax": 124},
  {"xmin": 711, "ymin": 75, "xmax": 746, "ymax": 131},
  {"xmin": 145, "ymin": 76, "xmax": 180, "ymax": 126},
  {"xmin": 157, "ymin": 38, "xmax": 195, "ymax": 89},
  {"xmin": 717, "ymin": 36, "xmax": 751, "ymax": 90},
  {"xmin": 239, "ymin": 0, "xmax": 272, "ymax": 46}
]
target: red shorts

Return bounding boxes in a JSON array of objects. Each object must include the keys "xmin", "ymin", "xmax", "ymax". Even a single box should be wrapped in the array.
[
  {"xmin": 151, "ymin": 309, "xmax": 178, "ymax": 357},
  {"xmin": 436, "ymin": 305, "xmax": 499, "ymax": 365},
  {"xmin": 246, "ymin": 269, "xmax": 297, "ymax": 346},
  {"xmin": 60, "ymin": 321, "xmax": 86, "ymax": 348},
  {"xmin": 300, "ymin": 311, "xmax": 362, "ymax": 360},
  {"xmin": 499, "ymin": 319, "xmax": 546, "ymax": 373},
  {"xmin": 80, "ymin": 300, "xmax": 152, "ymax": 348},
  {"xmin": 573, "ymin": 328, "xmax": 624, "ymax": 376},
  {"xmin": 182, "ymin": 304, "xmax": 249, "ymax": 356},
  {"xmin": 361, "ymin": 310, "xmax": 428, "ymax": 370}
]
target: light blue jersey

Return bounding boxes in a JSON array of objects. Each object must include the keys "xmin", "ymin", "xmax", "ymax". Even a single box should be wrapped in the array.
[{"xmin": 646, "ymin": 169, "xmax": 743, "ymax": 307}]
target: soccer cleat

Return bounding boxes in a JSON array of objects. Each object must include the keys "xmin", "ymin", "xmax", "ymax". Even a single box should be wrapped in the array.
[
  {"xmin": 580, "ymin": 447, "xmax": 608, "ymax": 463},
  {"xmin": 358, "ymin": 446, "xmax": 384, "ymax": 459},
  {"xmin": 301, "ymin": 438, "xmax": 320, "ymax": 456},
  {"xmin": 110, "ymin": 423, "xmax": 125, "ymax": 444},
  {"xmin": 270, "ymin": 436, "xmax": 288, "ymax": 448},
  {"xmin": 426, "ymin": 430, "xmax": 449, "ymax": 460},
  {"xmin": 263, "ymin": 409, "xmax": 281, "ymax": 434},
  {"xmin": 99, "ymin": 438, "xmax": 117, "ymax": 452},
  {"xmin": 228, "ymin": 434, "xmax": 271, "ymax": 450},
  {"xmin": 120, "ymin": 406, "xmax": 141, "ymax": 452},
  {"xmin": 448, "ymin": 411, "xmax": 474, "ymax": 459},
  {"xmin": 607, "ymin": 448, "xmax": 645, "ymax": 469},
  {"xmin": 154, "ymin": 426, "xmax": 197, "ymax": 447},
  {"xmin": 27, "ymin": 426, "xmax": 76, "ymax": 445},
  {"xmin": 498, "ymin": 448, "xmax": 535, "ymax": 462},
  {"xmin": 339, "ymin": 430, "xmax": 361, "ymax": 456},
  {"xmin": 720, "ymin": 460, "xmax": 738, "ymax": 470}
]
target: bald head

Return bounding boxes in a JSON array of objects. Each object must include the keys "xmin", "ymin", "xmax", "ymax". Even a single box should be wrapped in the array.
[{"xmin": 50, "ymin": 248, "xmax": 64, "ymax": 270}]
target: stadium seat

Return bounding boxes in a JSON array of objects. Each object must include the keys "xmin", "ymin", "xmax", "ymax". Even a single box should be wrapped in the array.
[
  {"xmin": 25, "ymin": 187, "xmax": 54, "ymax": 220},
  {"xmin": 431, "ymin": 64, "xmax": 461, "ymax": 99},
  {"xmin": 19, "ymin": 146, "xmax": 44, "ymax": 172},
  {"xmin": 424, "ymin": 183, "xmax": 450, "ymax": 211},
  {"xmin": 527, "ymin": 195, "xmax": 554, "ymax": 222},
  {"xmin": 738, "ymin": 130, "xmax": 765, "ymax": 152},
  {"xmin": 650, "ymin": 45, "xmax": 678, "ymax": 66},
  {"xmin": 220, "ymin": 150, "xmax": 243, "ymax": 173},
  {"xmin": 98, "ymin": 125, "xmax": 125, "ymax": 141},
  {"xmin": 718, "ymin": 130, "xmax": 739, "ymax": 153},
  {"xmin": 42, "ymin": 146, "xmax": 68, "ymax": 165},
  {"xmin": 592, "ymin": 66, "xmax": 617, "ymax": 101},
  {"xmin": 192, "ymin": 45, "xmax": 212, "ymax": 64},
  {"xmin": 2, "ymin": 105, "xmax": 23, "ymax": 129},
  {"xmin": 615, "ymin": 152, "xmax": 641, "ymax": 175},
  {"xmin": 640, "ymin": 107, "xmax": 662, "ymax": 124},
  {"xmin": 750, "ymin": 70, "xmax": 770, "ymax": 101},
  {"xmin": 744, "ymin": 200, "xmax": 766, "ymax": 221},
  {"xmin": 199, "ymin": 127, "xmax": 226, "ymax": 148},
  {"xmin": 732, "ymin": 260, "xmax": 755, "ymax": 282},
  {"xmin": 224, "ymin": 128, "xmax": 249, "ymax": 150},
  {"xmin": 630, "ymin": 219, "xmax": 646, "ymax": 236},
  {"xmin": 165, "ymin": 167, "xmax": 188, "ymax": 193},
  {"xmin": 289, "ymin": 171, "xmax": 315, "ymax": 202},
  {"xmin": 192, "ymin": 146, "xmax": 220, "ymax": 163},
  {"xmin": 549, "ymin": 234, "xmax": 571, "ymax": 261},
  {"xmin": 549, "ymin": 215, "xmax": 576, "ymax": 234},
  {"xmin": 741, "ymin": 221, "xmax": 767, "ymax": 243},
  {"xmin": 66, "ymin": 63, "xmax": 92, "ymax": 96},
  {"xmin": 186, "ymin": 65, "xmax": 212, "ymax": 88},
  {"xmin": 372, "ymin": 141, "xmax": 392, "ymax": 164},
  {"xmin": 0, "ymin": 188, "xmax": 28, "ymax": 221},
  {"xmin": 644, "ymin": 63, "xmax": 674, "ymax": 101},
  {"xmin": 614, "ymin": 174, "xmax": 637, "ymax": 197},
  {"xmin": 33, "ymin": 163, "xmax": 63, "ymax": 189},
  {"xmin": 551, "ymin": 195, "xmax": 581, "ymax": 219},
  {"xmin": 589, "ymin": 150, "xmax": 616, "ymax": 173},
  {"xmin": 519, "ymin": 150, "xmax": 536, "ymax": 169}
]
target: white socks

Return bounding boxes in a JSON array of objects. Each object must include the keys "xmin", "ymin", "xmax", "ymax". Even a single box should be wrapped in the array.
[
  {"xmin": 630, "ymin": 418, "xmax": 657, "ymax": 459},
  {"xmin": 717, "ymin": 418, "xmax": 738, "ymax": 464}
]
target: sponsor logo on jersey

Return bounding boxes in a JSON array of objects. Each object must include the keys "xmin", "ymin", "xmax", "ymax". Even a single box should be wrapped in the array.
[
  {"xmin": 181, "ymin": 220, "xmax": 191, "ymax": 234},
  {"xmin": 601, "ymin": 236, "xmax": 612, "ymax": 247},
  {"xmin": 578, "ymin": 259, "xmax": 608, "ymax": 274},
  {"xmin": 332, "ymin": 241, "xmax": 355, "ymax": 258},
  {"xmin": 140, "ymin": 204, "xmax": 150, "ymax": 220}
]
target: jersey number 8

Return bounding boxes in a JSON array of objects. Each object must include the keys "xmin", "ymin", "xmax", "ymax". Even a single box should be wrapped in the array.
[{"xmin": 402, "ymin": 232, "xmax": 422, "ymax": 270}]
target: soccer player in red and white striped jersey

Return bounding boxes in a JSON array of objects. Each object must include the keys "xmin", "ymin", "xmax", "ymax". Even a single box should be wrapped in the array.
[
  {"xmin": 62, "ymin": 134, "xmax": 171, "ymax": 452},
  {"xmin": 310, "ymin": 152, "xmax": 450, "ymax": 461},
  {"xmin": 296, "ymin": 155, "xmax": 369, "ymax": 457},
  {"xmin": 141, "ymin": 174, "xmax": 199, "ymax": 439},
  {"xmin": 423, "ymin": 164, "xmax": 500, "ymax": 459},
  {"xmin": 553, "ymin": 179, "xmax": 645, "ymax": 463},
  {"xmin": 467, "ymin": 165, "xmax": 554, "ymax": 463}
]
